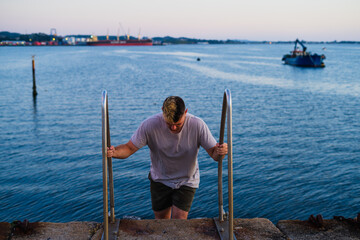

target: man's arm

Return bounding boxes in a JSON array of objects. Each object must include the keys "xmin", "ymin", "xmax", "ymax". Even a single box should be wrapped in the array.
[
  {"xmin": 206, "ymin": 143, "xmax": 228, "ymax": 161},
  {"xmin": 107, "ymin": 140, "xmax": 139, "ymax": 159}
]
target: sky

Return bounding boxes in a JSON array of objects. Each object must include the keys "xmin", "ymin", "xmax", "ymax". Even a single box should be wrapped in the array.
[{"xmin": 1, "ymin": 0, "xmax": 359, "ymax": 41}]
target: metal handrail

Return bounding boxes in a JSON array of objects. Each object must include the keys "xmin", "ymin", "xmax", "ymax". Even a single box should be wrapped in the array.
[
  {"xmin": 215, "ymin": 89, "xmax": 235, "ymax": 240},
  {"xmin": 102, "ymin": 90, "xmax": 116, "ymax": 240}
]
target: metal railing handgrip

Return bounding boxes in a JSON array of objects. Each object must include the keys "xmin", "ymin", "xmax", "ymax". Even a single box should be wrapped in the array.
[
  {"xmin": 226, "ymin": 89, "xmax": 234, "ymax": 240},
  {"xmin": 106, "ymin": 94, "xmax": 116, "ymax": 224},
  {"xmin": 217, "ymin": 89, "xmax": 234, "ymax": 240},
  {"xmin": 102, "ymin": 90, "xmax": 116, "ymax": 240},
  {"xmin": 218, "ymin": 94, "xmax": 227, "ymax": 221},
  {"xmin": 102, "ymin": 91, "xmax": 109, "ymax": 240}
]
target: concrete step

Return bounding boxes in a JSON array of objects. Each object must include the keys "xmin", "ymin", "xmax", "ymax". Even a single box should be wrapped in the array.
[{"xmin": 1, "ymin": 217, "xmax": 359, "ymax": 240}]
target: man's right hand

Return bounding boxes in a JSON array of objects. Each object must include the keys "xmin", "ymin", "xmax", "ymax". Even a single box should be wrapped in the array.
[{"xmin": 107, "ymin": 146, "xmax": 115, "ymax": 158}]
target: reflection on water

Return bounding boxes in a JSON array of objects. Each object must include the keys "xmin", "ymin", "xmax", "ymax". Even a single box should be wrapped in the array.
[{"xmin": 32, "ymin": 95, "xmax": 37, "ymax": 115}]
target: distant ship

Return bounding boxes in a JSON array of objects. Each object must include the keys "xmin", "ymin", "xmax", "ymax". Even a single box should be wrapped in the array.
[
  {"xmin": 87, "ymin": 35, "xmax": 152, "ymax": 46},
  {"xmin": 282, "ymin": 39, "xmax": 325, "ymax": 67}
]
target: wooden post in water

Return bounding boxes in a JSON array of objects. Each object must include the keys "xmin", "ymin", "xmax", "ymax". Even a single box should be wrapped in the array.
[{"xmin": 32, "ymin": 55, "xmax": 38, "ymax": 97}]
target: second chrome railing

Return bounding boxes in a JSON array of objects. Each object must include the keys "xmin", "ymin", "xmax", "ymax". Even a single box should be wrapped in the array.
[
  {"xmin": 214, "ymin": 89, "xmax": 236, "ymax": 240},
  {"xmin": 102, "ymin": 90, "xmax": 116, "ymax": 240}
]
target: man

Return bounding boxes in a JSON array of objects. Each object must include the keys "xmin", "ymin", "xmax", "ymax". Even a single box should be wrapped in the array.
[{"xmin": 107, "ymin": 96, "xmax": 228, "ymax": 219}]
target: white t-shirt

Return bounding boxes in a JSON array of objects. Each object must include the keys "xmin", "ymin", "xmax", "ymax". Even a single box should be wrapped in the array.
[{"xmin": 130, "ymin": 113, "xmax": 217, "ymax": 189}]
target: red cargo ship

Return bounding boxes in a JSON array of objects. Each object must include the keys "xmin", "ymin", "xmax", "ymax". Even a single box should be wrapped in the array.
[{"xmin": 87, "ymin": 38, "xmax": 152, "ymax": 46}]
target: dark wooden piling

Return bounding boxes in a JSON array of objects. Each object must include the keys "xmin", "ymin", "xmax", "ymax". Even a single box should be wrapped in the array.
[{"xmin": 32, "ymin": 56, "xmax": 38, "ymax": 97}]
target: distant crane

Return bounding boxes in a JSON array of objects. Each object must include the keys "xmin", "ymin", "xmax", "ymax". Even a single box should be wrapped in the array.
[
  {"xmin": 117, "ymin": 23, "xmax": 141, "ymax": 40},
  {"xmin": 119, "ymin": 23, "xmax": 126, "ymax": 40},
  {"xmin": 50, "ymin": 28, "xmax": 57, "ymax": 42},
  {"xmin": 50, "ymin": 28, "xmax": 57, "ymax": 36},
  {"xmin": 294, "ymin": 39, "xmax": 307, "ymax": 53},
  {"xmin": 138, "ymin": 28, "xmax": 141, "ymax": 40}
]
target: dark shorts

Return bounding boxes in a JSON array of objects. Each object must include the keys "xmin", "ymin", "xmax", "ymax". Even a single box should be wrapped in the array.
[{"xmin": 149, "ymin": 175, "xmax": 196, "ymax": 212}]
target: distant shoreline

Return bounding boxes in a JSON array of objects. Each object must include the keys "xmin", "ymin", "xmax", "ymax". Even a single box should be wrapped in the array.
[{"xmin": 1, "ymin": 31, "xmax": 359, "ymax": 46}]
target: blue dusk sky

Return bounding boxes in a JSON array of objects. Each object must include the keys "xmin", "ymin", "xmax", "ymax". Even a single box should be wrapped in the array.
[{"xmin": 0, "ymin": 0, "xmax": 359, "ymax": 41}]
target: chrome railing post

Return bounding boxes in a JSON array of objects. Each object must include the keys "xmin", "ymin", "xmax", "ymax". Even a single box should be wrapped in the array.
[
  {"xmin": 102, "ymin": 90, "xmax": 116, "ymax": 240},
  {"xmin": 102, "ymin": 91, "xmax": 109, "ymax": 240},
  {"xmin": 226, "ymin": 89, "xmax": 234, "ymax": 240},
  {"xmin": 218, "ymin": 95, "xmax": 227, "ymax": 222},
  {"xmin": 214, "ymin": 89, "xmax": 235, "ymax": 240},
  {"xmin": 106, "ymin": 94, "xmax": 116, "ymax": 223}
]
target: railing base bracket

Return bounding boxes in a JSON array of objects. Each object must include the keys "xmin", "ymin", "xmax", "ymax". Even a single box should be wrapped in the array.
[
  {"xmin": 101, "ymin": 218, "xmax": 120, "ymax": 240},
  {"xmin": 214, "ymin": 217, "xmax": 237, "ymax": 240}
]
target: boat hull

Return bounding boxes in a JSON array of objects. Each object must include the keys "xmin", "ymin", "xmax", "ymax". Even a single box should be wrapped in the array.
[
  {"xmin": 87, "ymin": 39, "xmax": 153, "ymax": 46},
  {"xmin": 282, "ymin": 54, "xmax": 325, "ymax": 68}
]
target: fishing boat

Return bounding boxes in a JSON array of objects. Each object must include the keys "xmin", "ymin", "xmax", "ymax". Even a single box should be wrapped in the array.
[{"xmin": 282, "ymin": 39, "xmax": 325, "ymax": 67}]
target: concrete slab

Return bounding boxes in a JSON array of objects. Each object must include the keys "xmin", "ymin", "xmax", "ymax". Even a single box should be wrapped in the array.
[
  {"xmin": 0, "ymin": 218, "xmax": 285, "ymax": 240},
  {"xmin": 0, "ymin": 221, "xmax": 102, "ymax": 240},
  {"xmin": 0, "ymin": 222, "xmax": 10, "ymax": 240},
  {"xmin": 277, "ymin": 219, "xmax": 360, "ymax": 240},
  {"xmin": 117, "ymin": 218, "xmax": 286, "ymax": 240},
  {"xmin": 234, "ymin": 218, "xmax": 287, "ymax": 240},
  {"xmin": 118, "ymin": 219, "xmax": 219, "ymax": 239}
]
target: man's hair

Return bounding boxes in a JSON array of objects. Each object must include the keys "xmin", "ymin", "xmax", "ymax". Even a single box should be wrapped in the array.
[{"xmin": 162, "ymin": 96, "xmax": 185, "ymax": 123}]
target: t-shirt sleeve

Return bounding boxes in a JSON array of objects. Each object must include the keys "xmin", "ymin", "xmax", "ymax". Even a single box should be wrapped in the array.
[
  {"xmin": 130, "ymin": 120, "xmax": 148, "ymax": 149},
  {"xmin": 199, "ymin": 120, "xmax": 217, "ymax": 150}
]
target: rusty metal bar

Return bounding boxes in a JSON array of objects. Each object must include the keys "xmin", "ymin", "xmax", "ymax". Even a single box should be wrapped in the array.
[{"xmin": 32, "ymin": 55, "xmax": 37, "ymax": 97}]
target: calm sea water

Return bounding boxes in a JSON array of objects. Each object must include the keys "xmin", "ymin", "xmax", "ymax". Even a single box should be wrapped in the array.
[{"xmin": 0, "ymin": 44, "xmax": 359, "ymax": 224}]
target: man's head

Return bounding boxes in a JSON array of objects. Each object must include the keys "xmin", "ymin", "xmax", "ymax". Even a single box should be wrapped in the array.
[{"xmin": 162, "ymin": 96, "xmax": 187, "ymax": 133}]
